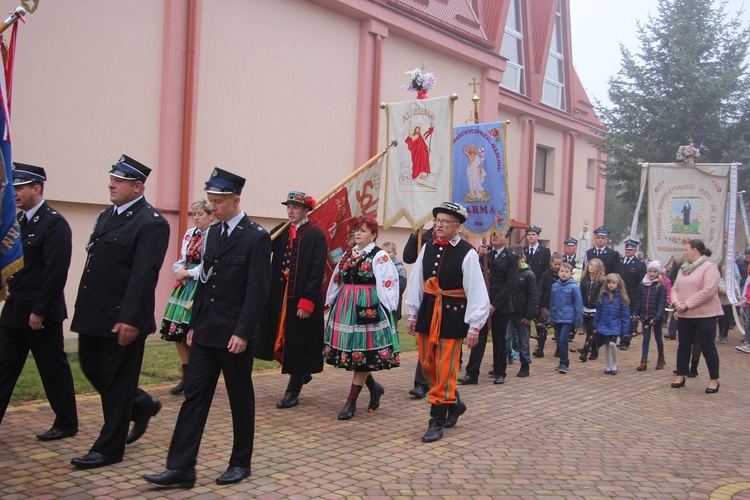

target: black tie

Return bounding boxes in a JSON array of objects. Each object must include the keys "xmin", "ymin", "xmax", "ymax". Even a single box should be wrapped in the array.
[
  {"xmin": 597, "ymin": 249, "xmax": 602, "ymax": 257},
  {"xmin": 221, "ymin": 221, "xmax": 229, "ymax": 245},
  {"xmin": 18, "ymin": 212, "xmax": 27, "ymax": 229},
  {"xmin": 529, "ymin": 248, "xmax": 534, "ymax": 256}
]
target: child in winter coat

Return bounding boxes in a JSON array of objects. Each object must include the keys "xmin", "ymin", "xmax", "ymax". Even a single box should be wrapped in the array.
[
  {"xmin": 548, "ymin": 262, "xmax": 583, "ymax": 373},
  {"xmin": 579, "ymin": 258, "xmax": 606, "ymax": 362},
  {"xmin": 533, "ymin": 254, "xmax": 562, "ymax": 358},
  {"xmin": 594, "ymin": 273, "xmax": 631, "ymax": 375},
  {"xmin": 507, "ymin": 246, "xmax": 539, "ymax": 377},
  {"xmin": 634, "ymin": 261, "xmax": 667, "ymax": 371}
]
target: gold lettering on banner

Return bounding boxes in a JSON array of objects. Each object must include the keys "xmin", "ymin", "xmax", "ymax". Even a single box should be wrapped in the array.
[{"xmin": 402, "ymin": 107, "xmax": 436, "ymax": 123}]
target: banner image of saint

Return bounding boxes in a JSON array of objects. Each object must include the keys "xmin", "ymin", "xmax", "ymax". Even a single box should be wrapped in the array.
[
  {"xmin": 383, "ymin": 95, "xmax": 454, "ymax": 229},
  {"xmin": 451, "ymin": 122, "xmax": 510, "ymax": 238},
  {"xmin": 672, "ymin": 197, "xmax": 700, "ymax": 233}
]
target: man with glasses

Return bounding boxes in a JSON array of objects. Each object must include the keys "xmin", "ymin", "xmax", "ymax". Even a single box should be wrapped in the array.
[{"xmin": 406, "ymin": 202, "xmax": 490, "ymax": 443}]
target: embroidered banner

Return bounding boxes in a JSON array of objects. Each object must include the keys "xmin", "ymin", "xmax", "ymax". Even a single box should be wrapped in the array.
[
  {"xmin": 451, "ymin": 121, "xmax": 510, "ymax": 238},
  {"xmin": 308, "ymin": 159, "xmax": 382, "ymax": 293},
  {"xmin": 383, "ymin": 95, "xmax": 454, "ymax": 229},
  {"xmin": 646, "ymin": 162, "xmax": 732, "ymax": 266}
]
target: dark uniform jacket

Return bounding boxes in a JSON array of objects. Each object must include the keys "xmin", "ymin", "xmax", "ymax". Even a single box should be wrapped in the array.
[
  {"xmin": 524, "ymin": 244, "xmax": 551, "ymax": 285},
  {"xmin": 257, "ymin": 221, "xmax": 326, "ymax": 374},
  {"xmin": 585, "ymin": 246, "xmax": 622, "ymax": 276},
  {"xmin": 71, "ymin": 198, "xmax": 169, "ymax": 337},
  {"xmin": 562, "ymin": 254, "xmax": 577, "ymax": 268},
  {"xmin": 1, "ymin": 202, "xmax": 71, "ymax": 328},
  {"xmin": 191, "ymin": 216, "xmax": 271, "ymax": 349},
  {"xmin": 483, "ymin": 247, "xmax": 519, "ymax": 315},
  {"xmin": 620, "ymin": 256, "xmax": 647, "ymax": 306}
]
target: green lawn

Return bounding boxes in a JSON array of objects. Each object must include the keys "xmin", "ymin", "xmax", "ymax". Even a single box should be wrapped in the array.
[{"xmin": 11, "ymin": 319, "xmax": 416, "ymax": 404}]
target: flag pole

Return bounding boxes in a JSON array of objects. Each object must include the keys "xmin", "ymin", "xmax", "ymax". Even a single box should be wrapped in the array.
[
  {"xmin": 0, "ymin": 7, "xmax": 25, "ymax": 37},
  {"xmin": 271, "ymin": 140, "xmax": 398, "ymax": 241}
]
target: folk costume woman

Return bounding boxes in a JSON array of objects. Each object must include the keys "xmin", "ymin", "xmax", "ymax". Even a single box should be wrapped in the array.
[
  {"xmin": 323, "ymin": 216, "xmax": 400, "ymax": 421},
  {"xmin": 160, "ymin": 200, "xmax": 212, "ymax": 395}
]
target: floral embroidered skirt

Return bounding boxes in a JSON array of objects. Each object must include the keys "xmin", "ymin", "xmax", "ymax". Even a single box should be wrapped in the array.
[
  {"xmin": 323, "ymin": 284, "xmax": 400, "ymax": 371},
  {"xmin": 160, "ymin": 264, "xmax": 199, "ymax": 343}
]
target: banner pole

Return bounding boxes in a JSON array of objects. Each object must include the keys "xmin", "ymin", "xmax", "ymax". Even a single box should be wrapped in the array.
[{"xmin": 271, "ymin": 140, "xmax": 397, "ymax": 241}]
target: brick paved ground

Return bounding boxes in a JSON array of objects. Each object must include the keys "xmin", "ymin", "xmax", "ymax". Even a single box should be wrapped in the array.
[{"xmin": 1, "ymin": 334, "xmax": 749, "ymax": 499}]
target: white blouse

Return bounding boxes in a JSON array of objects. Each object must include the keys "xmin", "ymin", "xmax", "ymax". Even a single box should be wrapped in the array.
[
  {"xmin": 171, "ymin": 227, "xmax": 204, "ymax": 279},
  {"xmin": 325, "ymin": 242, "xmax": 400, "ymax": 312}
]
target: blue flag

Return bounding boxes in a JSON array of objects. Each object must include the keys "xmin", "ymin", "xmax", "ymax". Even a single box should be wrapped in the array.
[
  {"xmin": 0, "ymin": 64, "xmax": 23, "ymax": 297},
  {"xmin": 451, "ymin": 122, "xmax": 510, "ymax": 237}
]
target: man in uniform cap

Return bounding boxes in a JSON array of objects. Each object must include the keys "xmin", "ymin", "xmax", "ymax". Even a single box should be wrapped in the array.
[
  {"xmin": 523, "ymin": 225, "xmax": 551, "ymax": 284},
  {"xmin": 563, "ymin": 237, "xmax": 578, "ymax": 267},
  {"xmin": 584, "ymin": 226, "xmax": 622, "ymax": 276},
  {"xmin": 70, "ymin": 155, "xmax": 170, "ymax": 469},
  {"xmin": 406, "ymin": 202, "xmax": 490, "ymax": 443},
  {"xmin": 619, "ymin": 238, "xmax": 646, "ymax": 350},
  {"xmin": 143, "ymin": 167, "xmax": 271, "ymax": 488},
  {"xmin": 0, "ymin": 163, "xmax": 78, "ymax": 441},
  {"xmin": 257, "ymin": 191, "xmax": 327, "ymax": 409}
]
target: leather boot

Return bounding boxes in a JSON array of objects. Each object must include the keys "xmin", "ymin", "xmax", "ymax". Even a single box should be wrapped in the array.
[
  {"xmin": 170, "ymin": 364, "xmax": 188, "ymax": 395},
  {"xmin": 422, "ymin": 404, "xmax": 448, "ymax": 443},
  {"xmin": 444, "ymin": 392, "xmax": 466, "ymax": 428},
  {"xmin": 337, "ymin": 384, "xmax": 362, "ymax": 420},
  {"xmin": 636, "ymin": 358, "xmax": 648, "ymax": 371},
  {"xmin": 655, "ymin": 356, "xmax": 666, "ymax": 370},
  {"xmin": 364, "ymin": 374, "xmax": 385, "ymax": 412}
]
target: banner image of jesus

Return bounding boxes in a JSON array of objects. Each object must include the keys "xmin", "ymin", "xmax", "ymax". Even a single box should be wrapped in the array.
[{"xmin": 405, "ymin": 124, "xmax": 433, "ymax": 180}]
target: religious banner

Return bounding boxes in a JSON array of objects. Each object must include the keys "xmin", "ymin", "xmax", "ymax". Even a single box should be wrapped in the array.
[
  {"xmin": 383, "ymin": 95, "xmax": 454, "ymax": 229},
  {"xmin": 308, "ymin": 158, "xmax": 382, "ymax": 293},
  {"xmin": 451, "ymin": 121, "xmax": 510, "ymax": 237},
  {"xmin": 646, "ymin": 162, "xmax": 736, "ymax": 270}
]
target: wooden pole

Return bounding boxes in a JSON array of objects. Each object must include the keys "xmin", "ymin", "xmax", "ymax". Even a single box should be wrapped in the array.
[{"xmin": 271, "ymin": 140, "xmax": 397, "ymax": 241}]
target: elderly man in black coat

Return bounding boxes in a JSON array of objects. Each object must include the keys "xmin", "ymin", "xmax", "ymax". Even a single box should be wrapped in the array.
[
  {"xmin": 143, "ymin": 168, "xmax": 271, "ymax": 489},
  {"xmin": 258, "ymin": 191, "xmax": 327, "ymax": 409},
  {"xmin": 70, "ymin": 155, "xmax": 170, "ymax": 469}
]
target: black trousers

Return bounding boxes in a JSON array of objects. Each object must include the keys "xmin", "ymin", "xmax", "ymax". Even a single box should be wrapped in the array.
[
  {"xmin": 463, "ymin": 312, "xmax": 510, "ymax": 379},
  {"xmin": 167, "ymin": 343, "xmax": 255, "ymax": 471},
  {"xmin": 675, "ymin": 317, "xmax": 719, "ymax": 379},
  {"xmin": 79, "ymin": 334, "xmax": 152, "ymax": 458},
  {"xmin": 0, "ymin": 322, "xmax": 77, "ymax": 430}
]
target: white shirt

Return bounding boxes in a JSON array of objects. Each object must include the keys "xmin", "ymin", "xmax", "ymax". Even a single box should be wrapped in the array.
[
  {"xmin": 114, "ymin": 195, "xmax": 143, "ymax": 215},
  {"xmin": 325, "ymin": 242, "xmax": 400, "ymax": 312},
  {"xmin": 221, "ymin": 212, "xmax": 245, "ymax": 236},
  {"xmin": 405, "ymin": 236, "xmax": 490, "ymax": 331},
  {"xmin": 22, "ymin": 199, "xmax": 45, "ymax": 221}
]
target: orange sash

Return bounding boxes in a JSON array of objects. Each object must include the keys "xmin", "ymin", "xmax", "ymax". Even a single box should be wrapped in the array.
[
  {"xmin": 423, "ymin": 276, "xmax": 466, "ymax": 346},
  {"xmin": 273, "ymin": 269, "xmax": 290, "ymax": 362}
]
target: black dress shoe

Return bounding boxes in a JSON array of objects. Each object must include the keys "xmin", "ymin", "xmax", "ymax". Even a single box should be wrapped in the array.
[
  {"xmin": 493, "ymin": 375, "xmax": 505, "ymax": 385},
  {"xmin": 70, "ymin": 451, "xmax": 123, "ymax": 469},
  {"xmin": 443, "ymin": 399, "xmax": 467, "ymax": 429},
  {"xmin": 532, "ymin": 349, "xmax": 544, "ymax": 358},
  {"xmin": 127, "ymin": 397, "xmax": 162, "ymax": 444},
  {"xmin": 457, "ymin": 375, "xmax": 477, "ymax": 385},
  {"xmin": 687, "ymin": 369, "xmax": 699, "ymax": 378},
  {"xmin": 169, "ymin": 380, "xmax": 185, "ymax": 395},
  {"xmin": 142, "ymin": 469, "xmax": 196, "ymax": 488},
  {"xmin": 216, "ymin": 466, "xmax": 251, "ymax": 485},
  {"xmin": 671, "ymin": 377, "xmax": 686, "ymax": 388},
  {"xmin": 276, "ymin": 392, "xmax": 300, "ymax": 409},
  {"xmin": 588, "ymin": 351, "xmax": 598, "ymax": 361},
  {"xmin": 36, "ymin": 427, "xmax": 78, "ymax": 441},
  {"xmin": 705, "ymin": 382, "xmax": 720, "ymax": 394},
  {"xmin": 488, "ymin": 370, "xmax": 497, "ymax": 377},
  {"xmin": 408, "ymin": 386, "xmax": 427, "ymax": 398}
]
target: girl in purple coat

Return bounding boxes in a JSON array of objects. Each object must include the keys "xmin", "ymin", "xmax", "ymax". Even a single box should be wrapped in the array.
[{"xmin": 594, "ymin": 274, "xmax": 631, "ymax": 375}]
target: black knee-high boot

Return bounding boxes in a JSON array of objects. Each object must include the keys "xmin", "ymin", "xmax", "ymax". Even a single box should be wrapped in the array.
[
  {"xmin": 338, "ymin": 384, "xmax": 362, "ymax": 420},
  {"xmin": 364, "ymin": 374, "xmax": 385, "ymax": 412},
  {"xmin": 170, "ymin": 364, "xmax": 188, "ymax": 395},
  {"xmin": 444, "ymin": 391, "xmax": 466, "ymax": 429},
  {"xmin": 422, "ymin": 404, "xmax": 448, "ymax": 442}
]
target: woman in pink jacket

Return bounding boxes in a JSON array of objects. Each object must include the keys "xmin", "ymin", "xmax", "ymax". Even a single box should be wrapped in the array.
[{"xmin": 670, "ymin": 239, "xmax": 722, "ymax": 393}]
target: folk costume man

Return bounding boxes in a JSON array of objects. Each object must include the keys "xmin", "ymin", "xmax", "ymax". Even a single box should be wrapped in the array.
[
  {"xmin": 563, "ymin": 237, "xmax": 578, "ymax": 267},
  {"xmin": 458, "ymin": 229, "xmax": 518, "ymax": 386},
  {"xmin": 258, "ymin": 191, "xmax": 327, "ymax": 409},
  {"xmin": 143, "ymin": 168, "xmax": 271, "ymax": 488},
  {"xmin": 406, "ymin": 202, "xmax": 490, "ymax": 443},
  {"xmin": 584, "ymin": 226, "xmax": 621, "ymax": 276},
  {"xmin": 70, "ymin": 155, "xmax": 169, "ymax": 469},
  {"xmin": 619, "ymin": 238, "xmax": 647, "ymax": 350},
  {"xmin": 0, "ymin": 164, "xmax": 78, "ymax": 441}
]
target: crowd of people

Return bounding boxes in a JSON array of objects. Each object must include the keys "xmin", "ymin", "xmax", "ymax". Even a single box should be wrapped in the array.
[{"xmin": 0, "ymin": 158, "xmax": 745, "ymax": 488}]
